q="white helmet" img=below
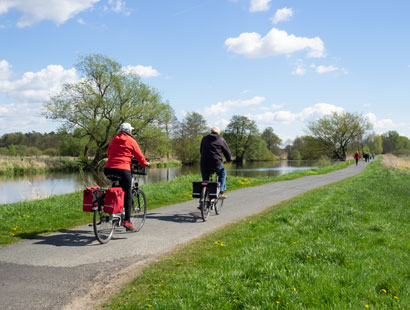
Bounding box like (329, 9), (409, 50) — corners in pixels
(120, 122), (134, 133)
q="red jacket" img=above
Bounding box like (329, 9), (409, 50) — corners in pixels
(354, 152), (360, 159)
(105, 132), (148, 170)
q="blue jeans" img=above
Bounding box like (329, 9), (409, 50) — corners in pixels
(201, 163), (227, 192)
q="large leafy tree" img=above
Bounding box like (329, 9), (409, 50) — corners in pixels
(307, 112), (372, 160)
(261, 127), (282, 156)
(173, 112), (208, 164)
(44, 54), (171, 170)
(223, 115), (259, 163)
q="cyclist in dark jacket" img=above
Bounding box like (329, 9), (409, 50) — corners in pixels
(200, 127), (232, 199)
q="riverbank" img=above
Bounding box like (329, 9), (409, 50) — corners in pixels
(102, 158), (410, 309)
(0, 156), (82, 175)
(0, 161), (350, 246)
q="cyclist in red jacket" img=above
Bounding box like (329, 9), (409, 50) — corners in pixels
(104, 123), (149, 231)
(354, 151), (360, 166)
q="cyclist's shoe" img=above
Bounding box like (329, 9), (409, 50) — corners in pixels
(123, 220), (135, 231)
(219, 193), (227, 199)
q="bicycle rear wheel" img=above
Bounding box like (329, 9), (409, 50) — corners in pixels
(131, 188), (147, 232)
(93, 210), (114, 244)
(200, 186), (210, 221)
(214, 197), (224, 215)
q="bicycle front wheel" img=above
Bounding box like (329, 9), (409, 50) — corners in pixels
(214, 197), (224, 215)
(93, 210), (114, 244)
(131, 188), (147, 232)
(200, 186), (210, 221)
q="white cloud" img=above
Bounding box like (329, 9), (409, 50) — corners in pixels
(365, 112), (398, 129)
(272, 7), (293, 24)
(121, 65), (160, 78)
(0, 63), (78, 102)
(249, 0), (271, 12)
(0, 60), (12, 80)
(107, 0), (130, 16)
(249, 103), (344, 125)
(316, 65), (338, 74)
(271, 104), (284, 109)
(0, 0), (99, 27)
(225, 27), (325, 58)
(204, 96), (265, 116)
(241, 89), (249, 94)
(292, 59), (306, 76)
(0, 102), (57, 134)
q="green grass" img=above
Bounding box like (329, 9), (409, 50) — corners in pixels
(0, 156), (82, 175)
(0, 161), (350, 246)
(102, 160), (410, 310)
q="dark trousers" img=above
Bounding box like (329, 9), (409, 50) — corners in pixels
(355, 158), (359, 166)
(104, 168), (132, 221)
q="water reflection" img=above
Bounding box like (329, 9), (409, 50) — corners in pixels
(0, 160), (317, 205)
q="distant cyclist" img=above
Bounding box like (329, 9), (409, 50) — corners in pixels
(104, 123), (149, 231)
(200, 126), (232, 199)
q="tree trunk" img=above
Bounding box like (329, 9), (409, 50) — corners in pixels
(91, 149), (107, 171)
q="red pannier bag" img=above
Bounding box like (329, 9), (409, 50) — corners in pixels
(103, 187), (125, 214)
(83, 186), (102, 212)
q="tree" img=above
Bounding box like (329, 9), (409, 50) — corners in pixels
(381, 131), (410, 154)
(173, 112), (208, 164)
(44, 54), (170, 170)
(363, 132), (383, 155)
(307, 112), (372, 160)
(223, 115), (259, 163)
(261, 127), (282, 156)
(291, 135), (331, 160)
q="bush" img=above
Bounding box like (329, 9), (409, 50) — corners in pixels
(43, 148), (59, 156)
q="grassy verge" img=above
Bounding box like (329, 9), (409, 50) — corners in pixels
(0, 161), (350, 246)
(103, 160), (410, 309)
(0, 156), (82, 175)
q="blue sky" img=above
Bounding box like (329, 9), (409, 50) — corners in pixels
(0, 0), (409, 143)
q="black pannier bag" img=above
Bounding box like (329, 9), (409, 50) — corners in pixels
(207, 182), (220, 199)
(192, 181), (220, 198)
(192, 182), (203, 198)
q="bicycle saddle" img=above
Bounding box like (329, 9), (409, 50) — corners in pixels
(105, 174), (122, 182)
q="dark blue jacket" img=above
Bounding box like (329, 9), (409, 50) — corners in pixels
(200, 132), (232, 170)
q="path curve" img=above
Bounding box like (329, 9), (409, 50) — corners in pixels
(0, 161), (367, 310)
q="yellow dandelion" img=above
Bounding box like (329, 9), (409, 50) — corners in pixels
(364, 305), (369, 308)
(381, 289), (387, 293)
(214, 241), (219, 245)
(276, 300), (280, 304)
(306, 255), (310, 259)
(147, 305), (152, 308)
(393, 296), (399, 299)
(233, 299), (238, 304)
(293, 287), (297, 292)
(146, 298), (151, 301)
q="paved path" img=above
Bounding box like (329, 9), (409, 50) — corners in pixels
(0, 162), (367, 310)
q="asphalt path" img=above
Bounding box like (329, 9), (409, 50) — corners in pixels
(0, 161), (367, 310)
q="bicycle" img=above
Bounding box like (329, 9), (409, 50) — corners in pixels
(195, 172), (224, 221)
(92, 159), (148, 244)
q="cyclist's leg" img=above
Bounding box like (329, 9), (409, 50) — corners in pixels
(215, 163), (227, 192)
(118, 170), (133, 222)
(201, 167), (211, 181)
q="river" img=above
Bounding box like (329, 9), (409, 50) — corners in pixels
(0, 160), (318, 205)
